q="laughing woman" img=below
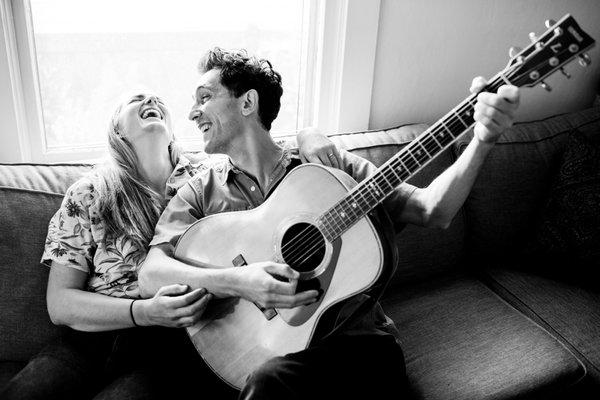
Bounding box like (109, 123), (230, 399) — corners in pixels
(0, 92), (340, 400)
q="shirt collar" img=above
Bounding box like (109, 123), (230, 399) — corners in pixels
(218, 145), (294, 186)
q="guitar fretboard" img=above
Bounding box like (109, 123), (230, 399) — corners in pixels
(317, 77), (507, 241)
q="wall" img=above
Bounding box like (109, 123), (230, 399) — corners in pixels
(0, 1), (26, 163)
(370, 0), (600, 129)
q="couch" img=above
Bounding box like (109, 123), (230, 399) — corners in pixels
(1, 106), (599, 399)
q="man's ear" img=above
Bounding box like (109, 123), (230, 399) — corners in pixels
(241, 89), (259, 117)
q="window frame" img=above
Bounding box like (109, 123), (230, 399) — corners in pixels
(0, 0), (380, 163)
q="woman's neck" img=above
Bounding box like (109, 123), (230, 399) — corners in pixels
(135, 142), (174, 196)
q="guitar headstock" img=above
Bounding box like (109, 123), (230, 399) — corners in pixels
(504, 14), (595, 90)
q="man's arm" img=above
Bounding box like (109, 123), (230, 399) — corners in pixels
(140, 245), (318, 309)
(398, 78), (520, 228)
(138, 181), (318, 308)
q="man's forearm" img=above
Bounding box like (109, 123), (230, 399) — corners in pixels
(423, 135), (493, 227)
(138, 245), (238, 299)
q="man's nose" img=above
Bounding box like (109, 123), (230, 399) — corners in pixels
(188, 104), (202, 121)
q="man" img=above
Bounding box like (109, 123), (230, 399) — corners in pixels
(138, 47), (519, 398)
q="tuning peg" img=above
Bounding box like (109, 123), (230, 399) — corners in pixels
(529, 32), (538, 43)
(560, 68), (571, 79)
(540, 81), (552, 92)
(545, 19), (556, 29)
(578, 53), (592, 67)
(509, 46), (523, 58)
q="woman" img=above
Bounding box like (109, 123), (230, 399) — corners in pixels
(0, 92), (341, 400)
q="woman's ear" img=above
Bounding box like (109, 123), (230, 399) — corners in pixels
(241, 89), (259, 117)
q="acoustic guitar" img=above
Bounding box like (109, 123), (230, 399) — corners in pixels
(174, 14), (595, 389)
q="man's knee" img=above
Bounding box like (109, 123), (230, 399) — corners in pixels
(240, 357), (296, 400)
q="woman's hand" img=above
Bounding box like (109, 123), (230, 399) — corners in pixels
(135, 284), (212, 328)
(297, 127), (341, 169)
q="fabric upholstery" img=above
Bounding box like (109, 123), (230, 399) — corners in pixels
(531, 130), (600, 276)
(483, 266), (600, 381)
(455, 106), (600, 261)
(381, 274), (585, 400)
(0, 164), (91, 361)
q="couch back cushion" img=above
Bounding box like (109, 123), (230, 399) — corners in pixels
(0, 164), (92, 361)
(323, 125), (466, 289)
(456, 106), (600, 261)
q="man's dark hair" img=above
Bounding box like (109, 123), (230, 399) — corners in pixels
(198, 47), (283, 130)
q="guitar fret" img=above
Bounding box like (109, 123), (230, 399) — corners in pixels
(387, 165), (403, 183)
(405, 151), (421, 168)
(437, 120), (455, 144)
(429, 130), (444, 148)
(377, 171), (394, 190)
(413, 142), (430, 164)
(397, 157), (412, 177)
(417, 140), (432, 157)
(453, 110), (469, 128)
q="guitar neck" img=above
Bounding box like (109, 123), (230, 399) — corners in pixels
(317, 74), (509, 241)
(316, 14), (596, 241)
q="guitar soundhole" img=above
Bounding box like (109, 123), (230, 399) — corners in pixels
(281, 223), (326, 274)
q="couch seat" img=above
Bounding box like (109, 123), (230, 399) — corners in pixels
(482, 266), (600, 386)
(381, 273), (585, 399)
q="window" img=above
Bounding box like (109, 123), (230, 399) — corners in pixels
(30, 0), (306, 154)
(1, 0), (381, 162)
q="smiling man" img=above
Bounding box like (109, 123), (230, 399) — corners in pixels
(138, 47), (519, 399)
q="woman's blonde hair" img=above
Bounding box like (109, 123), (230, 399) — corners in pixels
(94, 99), (181, 250)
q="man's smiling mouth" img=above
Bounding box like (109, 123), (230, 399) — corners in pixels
(198, 121), (212, 133)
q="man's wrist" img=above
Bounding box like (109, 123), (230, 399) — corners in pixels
(472, 134), (497, 150)
(212, 268), (240, 298)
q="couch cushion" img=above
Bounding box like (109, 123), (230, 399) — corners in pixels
(0, 164), (92, 361)
(456, 106), (600, 261)
(531, 130), (600, 278)
(326, 124), (466, 288)
(381, 274), (585, 400)
(482, 266), (600, 383)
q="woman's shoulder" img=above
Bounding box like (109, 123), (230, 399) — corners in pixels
(62, 175), (100, 209)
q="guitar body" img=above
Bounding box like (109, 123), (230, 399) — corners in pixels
(174, 164), (396, 389)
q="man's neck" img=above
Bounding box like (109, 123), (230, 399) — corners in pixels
(226, 126), (283, 191)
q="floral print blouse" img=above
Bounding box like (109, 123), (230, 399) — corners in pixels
(41, 154), (206, 299)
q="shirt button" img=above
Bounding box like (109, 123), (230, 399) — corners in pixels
(250, 186), (256, 192)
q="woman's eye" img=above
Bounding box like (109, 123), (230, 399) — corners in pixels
(128, 97), (142, 104)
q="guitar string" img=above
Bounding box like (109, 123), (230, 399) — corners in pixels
(279, 68), (526, 267)
(279, 86), (489, 263)
(281, 46), (578, 267)
(279, 78), (505, 267)
(279, 107), (478, 266)
(280, 93), (488, 266)
(279, 94), (481, 264)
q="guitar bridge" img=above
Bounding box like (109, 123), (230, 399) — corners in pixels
(232, 254), (278, 320)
